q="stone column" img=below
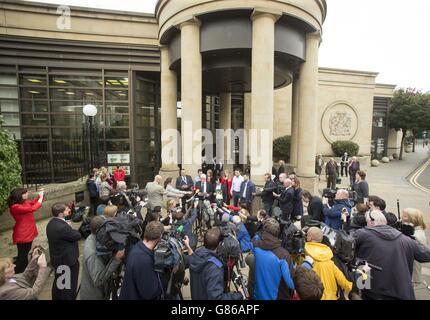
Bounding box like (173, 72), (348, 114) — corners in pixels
(180, 18), (202, 176)
(296, 32), (321, 194)
(219, 93), (232, 165)
(250, 10), (280, 186)
(159, 46), (179, 179)
(290, 79), (300, 169)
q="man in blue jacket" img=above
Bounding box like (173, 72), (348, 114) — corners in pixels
(119, 221), (169, 300)
(323, 189), (352, 230)
(239, 174), (256, 212)
(185, 227), (244, 300)
(250, 218), (295, 300)
(232, 215), (253, 253)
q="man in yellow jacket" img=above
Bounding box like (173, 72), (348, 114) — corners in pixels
(305, 227), (352, 300)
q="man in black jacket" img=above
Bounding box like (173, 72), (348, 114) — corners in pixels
(255, 173), (277, 217)
(273, 178), (294, 221)
(185, 227), (244, 300)
(86, 173), (99, 215)
(175, 169), (194, 192)
(300, 190), (324, 222)
(46, 203), (81, 300)
(353, 210), (430, 300)
(119, 221), (169, 300)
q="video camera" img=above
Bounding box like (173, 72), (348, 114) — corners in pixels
(154, 225), (185, 274)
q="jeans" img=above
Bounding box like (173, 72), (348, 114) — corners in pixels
(15, 242), (33, 274)
(263, 202), (274, 217)
(233, 191), (241, 207)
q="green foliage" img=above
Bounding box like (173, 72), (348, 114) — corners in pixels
(273, 135), (291, 162)
(388, 89), (430, 159)
(0, 115), (22, 214)
(331, 140), (360, 157)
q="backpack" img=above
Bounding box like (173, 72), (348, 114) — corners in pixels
(280, 221), (305, 255)
(333, 230), (355, 263)
(79, 216), (92, 239)
(217, 233), (241, 265)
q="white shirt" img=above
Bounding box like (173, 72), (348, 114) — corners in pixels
(232, 175), (244, 193)
(201, 181), (207, 193)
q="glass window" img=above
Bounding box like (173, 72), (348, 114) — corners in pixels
(51, 101), (102, 114)
(49, 75), (102, 87)
(373, 111), (387, 128)
(21, 100), (48, 112)
(19, 74), (47, 86)
(3, 127), (21, 140)
(105, 114), (129, 127)
(106, 140), (130, 152)
(106, 102), (129, 114)
(105, 77), (128, 88)
(50, 88), (102, 100)
(2, 113), (20, 126)
(106, 128), (130, 139)
(0, 87), (18, 99)
(21, 114), (49, 126)
(0, 99), (19, 112)
(52, 127), (83, 139)
(0, 73), (17, 85)
(22, 127), (49, 139)
(105, 90), (128, 101)
(51, 113), (84, 127)
(20, 87), (47, 99)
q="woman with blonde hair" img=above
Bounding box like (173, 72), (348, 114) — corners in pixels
(103, 205), (118, 218)
(402, 208), (428, 287)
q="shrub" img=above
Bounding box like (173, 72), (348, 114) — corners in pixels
(331, 140), (359, 157)
(0, 116), (22, 214)
(273, 135), (291, 162)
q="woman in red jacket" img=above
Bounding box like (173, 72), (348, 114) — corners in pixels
(220, 170), (232, 204)
(8, 188), (44, 273)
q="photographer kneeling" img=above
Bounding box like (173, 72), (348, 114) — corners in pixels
(171, 201), (199, 250)
(184, 227), (244, 300)
(120, 221), (169, 300)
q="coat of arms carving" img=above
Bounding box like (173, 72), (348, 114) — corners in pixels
(329, 111), (352, 136)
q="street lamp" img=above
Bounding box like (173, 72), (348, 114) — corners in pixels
(83, 104), (98, 174)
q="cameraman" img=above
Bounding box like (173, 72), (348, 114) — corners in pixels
(247, 218), (295, 300)
(185, 227), (244, 300)
(119, 222), (169, 300)
(353, 210), (430, 300)
(171, 201), (199, 250)
(322, 189), (352, 230)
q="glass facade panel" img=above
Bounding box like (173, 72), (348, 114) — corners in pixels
(49, 75), (102, 87)
(3, 127), (21, 140)
(106, 140), (130, 152)
(20, 100), (48, 112)
(0, 87), (18, 99)
(50, 88), (102, 100)
(21, 113), (49, 126)
(0, 99), (19, 112)
(0, 73), (17, 85)
(105, 89), (128, 101)
(20, 87), (47, 99)
(2, 113), (20, 126)
(20, 74), (47, 86)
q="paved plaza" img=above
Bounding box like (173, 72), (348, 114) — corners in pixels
(1, 145), (430, 300)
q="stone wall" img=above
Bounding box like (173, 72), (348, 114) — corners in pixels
(0, 178), (89, 232)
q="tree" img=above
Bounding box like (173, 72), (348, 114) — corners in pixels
(273, 135), (291, 162)
(388, 89), (430, 160)
(0, 115), (22, 214)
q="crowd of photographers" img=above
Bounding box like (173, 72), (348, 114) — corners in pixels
(1, 162), (430, 301)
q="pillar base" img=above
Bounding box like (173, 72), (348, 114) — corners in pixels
(296, 174), (318, 195)
(159, 167), (180, 181)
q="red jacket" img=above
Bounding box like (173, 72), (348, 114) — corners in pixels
(114, 169), (125, 182)
(10, 196), (42, 244)
(221, 177), (232, 201)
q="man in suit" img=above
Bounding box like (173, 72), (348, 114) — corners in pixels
(273, 179), (294, 221)
(239, 174), (256, 213)
(176, 169), (194, 192)
(256, 173), (277, 217)
(325, 158), (338, 190)
(46, 203), (81, 300)
(348, 156), (360, 186)
(195, 174), (214, 201)
(340, 152), (349, 177)
(300, 190), (325, 222)
(145, 175), (167, 210)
